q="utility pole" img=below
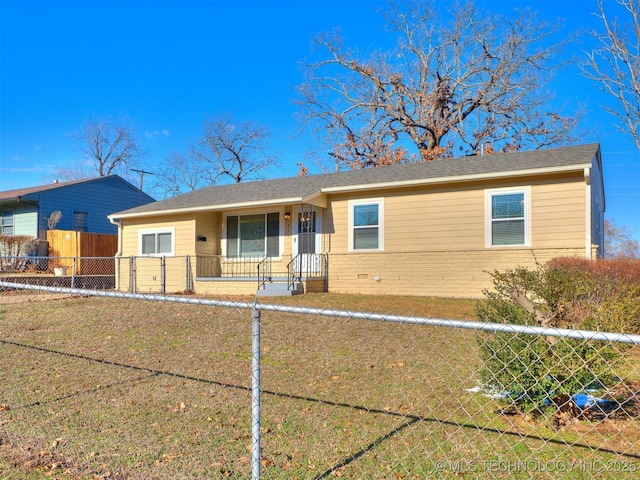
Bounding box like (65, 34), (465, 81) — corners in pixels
(131, 169), (154, 190)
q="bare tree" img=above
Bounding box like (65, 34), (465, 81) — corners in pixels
(193, 114), (277, 184)
(70, 117), (142, 178)
(151, 152), (210, 198)
(583, 0), (640, 149)
(151, 115), (278, 196)
(53, 159), (95, 181)
(605, 219), (640, 258)
(298, 1), (579, 169)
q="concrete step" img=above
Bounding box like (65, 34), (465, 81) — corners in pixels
(256, 282), (303, 297)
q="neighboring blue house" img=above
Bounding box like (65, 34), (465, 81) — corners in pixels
(0, 176), (155, 243)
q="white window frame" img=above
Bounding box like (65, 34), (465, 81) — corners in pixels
(138, 227), (175, 256)
(485, 187), (531, 248)
(348, 198), (384, 252)
(223, 211), (284, 260)
(1, 211), (14, 235)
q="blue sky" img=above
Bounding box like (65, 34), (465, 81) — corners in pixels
(1, 0), (639, 241)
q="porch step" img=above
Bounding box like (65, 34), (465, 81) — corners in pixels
(256, 281), (303, 297)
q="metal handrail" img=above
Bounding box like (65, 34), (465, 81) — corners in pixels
(287, 254), (302, 291)
(256, 255), (272, 290)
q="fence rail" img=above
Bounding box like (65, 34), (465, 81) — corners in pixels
(1, 281), (639, 479)
(0, 255), (329, 295)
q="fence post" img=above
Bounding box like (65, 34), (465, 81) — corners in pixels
(251, 303), (261, 480)
(185, 255), (192, 292)
(129, 257), (136, 293)
(160, 257), (166, 294)
(71, 257), (77, 289)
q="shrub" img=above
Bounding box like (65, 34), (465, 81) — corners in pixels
(0, 234), (37, 257)
(547, 257), (640, 333)
(0, 235), (38, 272)
(476, 258), (638, 414)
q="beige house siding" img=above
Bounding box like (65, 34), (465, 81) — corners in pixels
(115, 255), (190, 294)
(194, 212), (222, 256)
(118, 215), (196, 293)
(193, 278), (259, 296)
(327, 247), (587, 298)
(324, 173), (587, 256)
(119, 215), (196, 256)
(530, 176), (586, 248)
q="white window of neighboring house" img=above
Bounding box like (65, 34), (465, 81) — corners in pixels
(1, 211), (14, 235)
(73, 211), (88, 232)
(226, 212), (280, 258)
(349, 199), (383, 251)
(139, 228), (175, 256)
(486, 187), (531, 247)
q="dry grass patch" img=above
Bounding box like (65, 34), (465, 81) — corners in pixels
(0, 293), (638, 479)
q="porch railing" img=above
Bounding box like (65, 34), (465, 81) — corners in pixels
(196, 255), (270, 279)
(196, 254), (327, 281)
(287, 253), (328, 290)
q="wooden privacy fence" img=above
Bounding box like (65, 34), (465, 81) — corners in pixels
(46, 230), (117, 274)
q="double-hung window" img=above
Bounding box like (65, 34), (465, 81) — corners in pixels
(139, 228), (174, 256)
(226, 213), (280, 258)
(349, 199), (383, 251)
(486, 187), (530, 247)
(1, 211), (14, 235)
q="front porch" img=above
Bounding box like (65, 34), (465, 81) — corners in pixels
(117, 254), (328, 296)
(195, 254), (328, 296)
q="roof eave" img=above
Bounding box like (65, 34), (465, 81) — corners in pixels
(109, 196), (306, 220)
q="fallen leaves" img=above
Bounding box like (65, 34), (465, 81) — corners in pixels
(170, 402), (187, 413)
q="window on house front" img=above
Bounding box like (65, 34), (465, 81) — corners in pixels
(349, 199), (383, 251)
(226, 213), (280, 258)
(73, 211), (88, 232)
(1, 211), (14, 235)
(487, 188), (530, 247)
(140, 228), (174, 256)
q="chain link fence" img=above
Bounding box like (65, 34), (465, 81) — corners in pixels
(0, 269), (639, 478)
(0, 256), (116, 290)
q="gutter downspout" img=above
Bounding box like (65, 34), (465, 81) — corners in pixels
(109, 216), (122, 289)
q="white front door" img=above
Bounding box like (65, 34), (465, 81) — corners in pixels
(292, 207), (321, 274)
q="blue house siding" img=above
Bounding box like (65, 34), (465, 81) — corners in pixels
(34, 177), (153, 237)
(0, 176), (155, 240)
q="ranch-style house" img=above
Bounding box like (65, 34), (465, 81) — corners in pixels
(108, 143), (605, 298)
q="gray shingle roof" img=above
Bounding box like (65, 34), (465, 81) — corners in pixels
(112, 143), (600, 218)
(0, 178), (95, 201)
